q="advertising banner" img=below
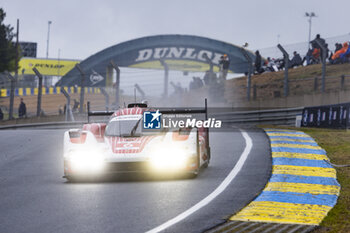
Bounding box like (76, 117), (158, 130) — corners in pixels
(18, 58), (80, 76)
(302, 102), (350, 128)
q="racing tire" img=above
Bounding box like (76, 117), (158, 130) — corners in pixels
(202, 146), (211, 168)
(202, 161), (209, 168)
(65, 176), (76, 183)
(196, 132), (201, 169)
(187, 132), (200, 179)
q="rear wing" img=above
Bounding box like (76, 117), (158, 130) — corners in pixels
(159, 99), (208, 120)
(87, 102), (114, 123)
(87, 99), (208, 122)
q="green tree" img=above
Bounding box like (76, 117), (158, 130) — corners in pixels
(0, 8), (17, 73)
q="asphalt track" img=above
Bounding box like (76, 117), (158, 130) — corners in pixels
(0, 127), (271, 233)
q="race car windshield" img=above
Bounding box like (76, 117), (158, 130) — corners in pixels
(105, 119), (142, 137)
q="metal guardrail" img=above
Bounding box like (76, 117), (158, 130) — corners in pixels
(0, 107), (304, 129)
(0, 121), (86, 130)
(212, 107), (303, 126)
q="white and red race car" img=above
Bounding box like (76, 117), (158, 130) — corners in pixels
(63, 102), (210, 180)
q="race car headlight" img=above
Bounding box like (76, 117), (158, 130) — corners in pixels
(149, 148), (191, 170)
(68, 150), (105, 172)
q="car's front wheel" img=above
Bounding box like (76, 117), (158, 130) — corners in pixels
(64, 175), (77, 182)
(187, 171), (198, 179)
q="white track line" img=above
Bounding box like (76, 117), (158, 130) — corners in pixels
(145, 130), (253, 233)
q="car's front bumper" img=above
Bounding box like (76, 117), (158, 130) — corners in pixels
(63, 157), (198, 178)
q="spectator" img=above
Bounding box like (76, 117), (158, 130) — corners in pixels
(254, 50), (263, 74)
(58, 106), (63, 115)
(311, 34), (326, 50)
(203, 71), (211, 85)
(328, 51), (334, 63)
(219, 54), (230, 80)
(275, 58), (285, 70)
(335, 43), (342, 53)
(312, 48), (321, 63)
(332, 42), (349, 63)
(310, 34), (327, 61)
(330, 43), (342, 63)
(18, 98), (26, 118)
(265, 57), (278, 72)
(290, 51), (303, 68)
(72, 99), (79, 112)
(302, 48), (314, 65)
(204, 70), (218, 85)
(0, 107), (3, 120)
(339, 42), (350, 62)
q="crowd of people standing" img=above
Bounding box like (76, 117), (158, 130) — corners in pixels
(188, 54), (230, 90)
(254, 34), (350, 75)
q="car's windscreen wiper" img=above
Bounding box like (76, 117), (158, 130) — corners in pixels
(130, 117), (143, 136)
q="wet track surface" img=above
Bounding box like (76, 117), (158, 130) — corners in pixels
(0, 128), (270, 233)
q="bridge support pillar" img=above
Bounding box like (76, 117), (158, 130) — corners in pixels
(106, 65), (114, 88)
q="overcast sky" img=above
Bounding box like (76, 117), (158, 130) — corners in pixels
(2, 0), (350, 60)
